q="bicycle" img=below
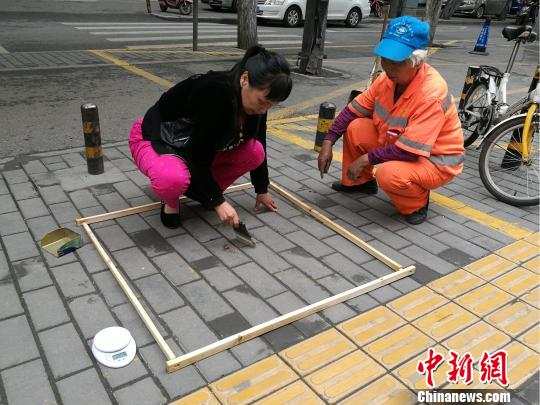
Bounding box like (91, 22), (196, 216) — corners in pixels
(459, 24), (537, 147)
(478, 82), (539, 206)
(369, 0), (384, 17)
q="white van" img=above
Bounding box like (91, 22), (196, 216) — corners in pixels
(256, 0), (370, 27)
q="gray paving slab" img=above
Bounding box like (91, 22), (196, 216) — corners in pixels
(92, 271), (132, 307)
(11, 257), (53, 292)
(94, 225), (135, 252)
(3, 169), (29, 185)
(322, 252), (378, 284)
(56, 368), (112, 405)
(134, 274), (184, 315)
(274, 268), (331, 304)
(98, 355), (148, 389)
(0, 178), (7, 195)
(39, 322), (92, 379)
(112, 302), (167, 348)
(231, 262), (287, 299)
(49, 201), (80, 224)
(169, 233), (213, 263)
(69, 294), (117, 339)
(242, 243), (291, 274)
(50, 262), (95, 299)
(138, 342), (205, 398)
(280, 247), (333, 279)
(113, 377), (166, 405)
(69, 189), (100, 210)
(284, 229), (335, 258)
(0, 315), (39, 370)
(10, 182), (39, 200)
(0, 283), (24, 319)
(38, 184), (69, 204)
(54, 163), (128, 192)
(200, 265), (242, 292)
(96, 192), (130, 213)
(203, 237), (250, 268)
(2, 232), (40, 262)
(0, 211), (28, 236)
(1, 359), (56, 405)
(18, 197), (50, 219)
(113, 247), (158, 280)
(76, 244), (108, 274)
(223, 285), (279, 326)
(22, 160), (48, 174)
(0, 250), (9, 281)
(267, 291), (330, 338)
(180, 280), (234, 321)
(115, 214), (151, 234)
(23, 286), (69, 331)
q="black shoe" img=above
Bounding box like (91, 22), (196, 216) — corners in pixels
(331, 180), (378, 194)
(404, 201), (429, 225)
(160, 202), (181, 229)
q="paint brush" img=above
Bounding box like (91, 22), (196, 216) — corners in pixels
(234, 222), (256, 247)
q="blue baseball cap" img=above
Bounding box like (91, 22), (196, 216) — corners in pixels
(373, 16), (430, 62)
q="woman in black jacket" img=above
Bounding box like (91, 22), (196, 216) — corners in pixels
(129, 46), (292, 228)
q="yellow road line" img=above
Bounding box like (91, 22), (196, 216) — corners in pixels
(268, 123), (532, 240)
(89, 49), (174, 88)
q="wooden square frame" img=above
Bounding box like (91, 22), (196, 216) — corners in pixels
(76, 182), (415, 373)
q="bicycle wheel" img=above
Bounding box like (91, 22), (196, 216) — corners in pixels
(479, 113), (539, 206)
(460, 81), (493, 147)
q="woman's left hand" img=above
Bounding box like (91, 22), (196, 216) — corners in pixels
(255, 193), (278, 212)
(347, 154), (370, 181)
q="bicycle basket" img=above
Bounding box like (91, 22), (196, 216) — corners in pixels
(479, 65), (503, 79)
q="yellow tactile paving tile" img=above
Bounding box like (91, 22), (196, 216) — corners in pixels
(338, 375), (416, 405)
(520, 286), (540, 309)
(518, 326), (539, 352)
(496, 240), (538, 265)
(170, 387), (220, 405)
(492, 267), (539, 296)
(387, 287), (449, 321)
(279, 329), (355, 376)
(455, 284), (514, 317)
(394, 345), (450, 390)
(413, 302), (479, 341)
(523, 232), (540, 247)
(502, 341), (540, 389)
(337, 306), (405, 346)
(486, 301), (539, 337)
(365, 324), (435, 369)
(428, 269), (485, 299)
(210, 355), (298, 405)
(304, 350), (385, 404)
(442, 321), (510, 360)
(464, 255), (516, 281)
(254, 380), (324, 405)
(523, 256), (540, 274)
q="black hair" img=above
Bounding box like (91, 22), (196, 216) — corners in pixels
(232, 45), (292, 102)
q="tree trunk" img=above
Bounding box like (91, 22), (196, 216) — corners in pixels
(237, 0), (258, 50)
(424, 0), (443, 44)
(440, 0), (461, 19)
(298, 0), (329, 75)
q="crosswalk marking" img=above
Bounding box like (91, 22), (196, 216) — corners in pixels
(126, 40), (310, 49)
(63, 21), (306, 48)
(107, 34), (300, 42)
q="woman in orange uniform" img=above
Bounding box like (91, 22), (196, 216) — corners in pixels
(318, 16), (464, 225)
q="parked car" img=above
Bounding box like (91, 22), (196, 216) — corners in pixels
(256, 0), (371, 27)
(441, 0), (510, 18)
(208, 0), (236, 10)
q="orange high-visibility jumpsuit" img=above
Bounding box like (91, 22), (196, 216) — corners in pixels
(342, 63), (464, 214)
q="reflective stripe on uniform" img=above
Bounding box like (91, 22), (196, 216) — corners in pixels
(351, 99), (372, 117)
(429, 153), (464, 166)
(374, 101), (408, 128)
(398, 135), (433, 152)
(442, 93), (453, 112)
(387, 116), (408, 127)
(374, 100), (389, 120)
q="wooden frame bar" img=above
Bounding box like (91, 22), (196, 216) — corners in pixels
(77, 182), (415, 374)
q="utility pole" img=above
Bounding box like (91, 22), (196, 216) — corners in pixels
(424, 0), (444, 44)
(237, 0), (258, 50)
(298, 0), (329, 75)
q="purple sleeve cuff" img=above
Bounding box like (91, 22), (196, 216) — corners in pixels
(324, 107), (357, 144)
(368, 143), (418, 165)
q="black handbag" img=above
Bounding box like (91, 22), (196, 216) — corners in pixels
(160, 118), (193, 149)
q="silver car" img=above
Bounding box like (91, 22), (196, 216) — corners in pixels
(444, 0), (510, 18)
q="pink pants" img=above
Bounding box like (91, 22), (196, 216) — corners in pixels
(129, 119), (265, 209)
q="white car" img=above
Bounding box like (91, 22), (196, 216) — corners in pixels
(257, 0), (370, 27)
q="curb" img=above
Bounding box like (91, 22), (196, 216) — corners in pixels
(150, 11), (515, 26)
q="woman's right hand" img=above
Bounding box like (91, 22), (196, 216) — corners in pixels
(215, 201), (240, 227)
(318, 140), (334, 179)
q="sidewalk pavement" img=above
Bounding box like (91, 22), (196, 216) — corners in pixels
(0, 103), (538, 404)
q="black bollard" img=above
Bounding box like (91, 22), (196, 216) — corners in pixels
(81, 103), (104, 175)
(458, 66), (481, 111)
(314, 102), (336, 152)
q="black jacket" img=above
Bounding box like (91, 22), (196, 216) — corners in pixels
(141, 71), (269, 209)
